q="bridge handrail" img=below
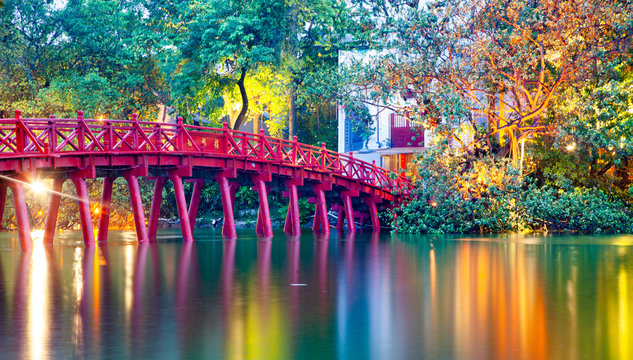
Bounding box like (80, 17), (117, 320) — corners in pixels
(0, 112), (410, 194)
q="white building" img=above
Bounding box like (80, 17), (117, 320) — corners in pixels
(337, 50), (432, 172)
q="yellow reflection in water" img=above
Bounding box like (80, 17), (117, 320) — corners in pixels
(124, 245), (135, 318)
(72, 247), (84, 356)
(618, 261), (630, 359)
(243, 275), (288, 360)
(28, 230), (48, 360)
(225, 244), (288, 360)
(452, 242), (547, 359)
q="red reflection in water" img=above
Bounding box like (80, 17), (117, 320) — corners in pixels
(287, 237), (300, 330)
(315, 238), (329, 321)
(258, 239), (272, 307)
(175, 240), (200, 354)
(131, 244), (148, 356)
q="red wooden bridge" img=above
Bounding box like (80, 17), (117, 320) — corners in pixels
(0, 110), (409, 250)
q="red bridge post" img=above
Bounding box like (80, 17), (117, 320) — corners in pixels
(14, 110), (25, 153)
(169, 172), (193, 242)
(312, 183), (331, 237)
(125, 174), (148, 243)
(10, 181), (32, 250)
(71, 175), (95, 247)
(364, 196), (382, 233)
(341, 189), (358, 235)
(48, 116), (57, 154)
(77, 111), (85, 151)
(148, 177), (167, 241)
(227, 182), (239, 236)
(43, 178), (65, 245)
(332, 203), (344, 232)
(188, 179), (205, 230)
(97, 177), (115, 243)
(0, 183), (7, 230)
(251, 173), (273, 237)
(284, 178), (302, 236)
(216, 172), (238, 239)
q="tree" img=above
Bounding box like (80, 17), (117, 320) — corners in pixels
(284, 0), (353, 140)
(0, 0), (64, 116)
(0, 0), (165, 119)
(173, 0), (290, 129)
(540, 54), (633, 190)
(348, 0), (633, 167)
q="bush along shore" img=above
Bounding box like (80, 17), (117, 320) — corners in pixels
(389, 143), (633, 235)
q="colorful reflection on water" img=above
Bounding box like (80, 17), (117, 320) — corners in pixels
(0, 230), (633, 359)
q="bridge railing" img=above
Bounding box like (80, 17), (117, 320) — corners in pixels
(0, 111), (410, 194)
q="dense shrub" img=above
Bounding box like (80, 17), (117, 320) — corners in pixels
(520, 184), (632, 234)
(390, 144), (633, 234)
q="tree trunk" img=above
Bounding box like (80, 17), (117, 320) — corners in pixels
(233, 67), (249, 130)
(254, 113), (260, 134)
(288, 82), (297, 140)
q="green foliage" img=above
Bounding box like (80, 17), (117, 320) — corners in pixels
(0, 0), (165, 119)
(171, 0), (291, 127)
(277, 198), (315, 225)
(520, 183), (632, 234)
(392, 146), (633, 235)
(392, 144), (523, 234)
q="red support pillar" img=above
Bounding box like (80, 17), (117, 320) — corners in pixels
(284, 204), (292, 233)
(72, 177), (95, 247)
(225, 182), (239, 237)
(216, 173), (237, 239)
(125, 175), (148, 243)
(170, 173), (193, 242)
(230, 183), (239, 205)
(317, 188), (330, 236)
(255, 201), (264, 235)
(355, 211), (365, 228)
(148, 177), (166, 242)
(311, 199), (321, 233)
(332, 203), (344, 232)
(44, 178), (65, 245)
(0, 182), (7, 229)
(341, 191), (356, 235)
(284, 179), (302, 236)
(251, 174), (273, 237)
(364, 196), (381, 233)
(312, 183), (331, 237)
(97, 177), (114, 243)
(9, 182), (32, 250)
(188, 179), (205, 230)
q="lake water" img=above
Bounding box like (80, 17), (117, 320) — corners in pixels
(0, 229), (632, 359)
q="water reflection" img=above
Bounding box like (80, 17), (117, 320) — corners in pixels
(1, 231), (633, 359)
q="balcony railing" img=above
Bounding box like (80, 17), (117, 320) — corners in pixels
(390, 114), (423, 148)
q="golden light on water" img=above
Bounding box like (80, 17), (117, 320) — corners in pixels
(27, 230), (49, 360)
(72, 247), (84, 356)
(618, 262), (630, 359)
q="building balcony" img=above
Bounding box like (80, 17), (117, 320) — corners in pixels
(390, 113), (423, 148)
